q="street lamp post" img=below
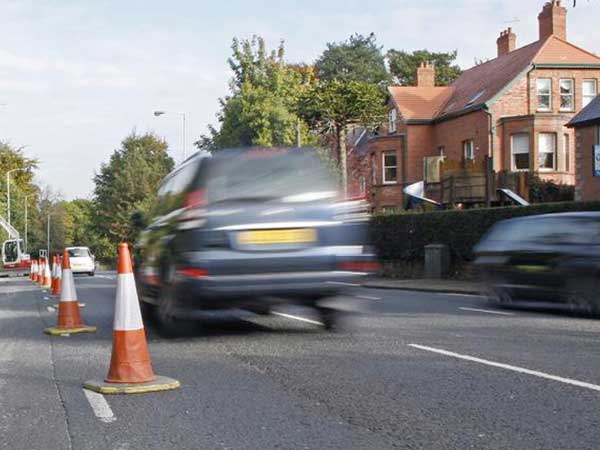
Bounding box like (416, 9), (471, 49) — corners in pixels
(6, 168), (25, 226)
(153, 110), (187, 161)
(47, 214), (51, 257)
(24, 196), (28, 253)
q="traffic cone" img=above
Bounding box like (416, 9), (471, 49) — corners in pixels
(42, 258), (52, 289)
(37, 259), (44, 285)
(52, 255), (62, 296)
(44, 250), (96, 335)
(30, 259), (37, 282)
(83, 243), (180, 395)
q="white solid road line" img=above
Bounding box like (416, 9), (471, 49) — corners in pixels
(326, 281), (360, 287)
(83, 389), (116, 423)
(355, 295), (381, 300)
(459, 307), (514, 316)
(409, 344), (600, 393)
(443, 293), (485, 298)
(272, 311), (323, 326)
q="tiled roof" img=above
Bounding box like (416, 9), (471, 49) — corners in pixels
(438, 39), (544, 118)
(391, 35), (600, 123)
(388, 86), (454, 120)
(567, 95), (600, 127)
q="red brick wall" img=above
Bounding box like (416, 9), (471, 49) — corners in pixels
(575, 123), (600, 201)
(433, 110), (490, 163)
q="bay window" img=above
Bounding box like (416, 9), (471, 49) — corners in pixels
(538, 133), (556, 170)
(382, 151), (398, 184)
(511, 133), (530, 171)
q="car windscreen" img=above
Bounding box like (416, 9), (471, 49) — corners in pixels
(68, 248), (90, 257)
(204, 150), (337, 205)
(483, 216), (600, 245)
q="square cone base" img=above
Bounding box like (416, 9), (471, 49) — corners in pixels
(83, 376), (180, 395)
(43, 325), (97, 335)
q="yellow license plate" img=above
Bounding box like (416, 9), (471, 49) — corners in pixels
(237, 229), (317, 245)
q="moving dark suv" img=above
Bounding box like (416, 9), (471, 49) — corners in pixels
(473, 212), (600, 313)
(135, 148), (375, 332)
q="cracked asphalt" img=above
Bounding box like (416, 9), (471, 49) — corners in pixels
(2, 272), (600, 450)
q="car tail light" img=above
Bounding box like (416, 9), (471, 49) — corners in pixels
(338, 261), (381, 273)
(178, 268), (209, 279)
(178, 189), (207, 230)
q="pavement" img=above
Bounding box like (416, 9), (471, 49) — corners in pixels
(2, 272), (600, 450)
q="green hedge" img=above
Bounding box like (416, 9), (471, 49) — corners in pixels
(369, 201), (600, 268)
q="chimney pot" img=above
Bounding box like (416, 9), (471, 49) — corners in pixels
(416, 62), (435, 87)
(497, 28), (517, 57)
(538, 0), (567, 41)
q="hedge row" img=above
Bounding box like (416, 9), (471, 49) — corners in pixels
(369, 201), (600, 267)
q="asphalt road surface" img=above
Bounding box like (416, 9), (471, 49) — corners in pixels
(2, 272), (600, 450)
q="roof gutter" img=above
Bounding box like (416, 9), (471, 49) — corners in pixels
(533, 63), (600, 69)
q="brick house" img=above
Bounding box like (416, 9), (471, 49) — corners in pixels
(358, 1), (600, 211)
(567, 94), (600, 200)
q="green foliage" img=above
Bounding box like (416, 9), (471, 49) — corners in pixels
(315, 33), (390, 85)
(93, 132), (174, 261)
(197, 36), (317, 150)
(528, 174), (575, 203)
(386, 49), (462, 86)
(370, 201), (600, 273)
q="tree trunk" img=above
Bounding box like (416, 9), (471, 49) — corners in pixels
(338, 126), (348, 197)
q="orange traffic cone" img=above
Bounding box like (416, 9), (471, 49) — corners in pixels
(30, 259), (37, 282)
(37, 259), (44, 285)
(83, 243), (180, 394)
(42, 258), (52, 289)
(52, 255), (62, 296)
(44, 250), (96, 335)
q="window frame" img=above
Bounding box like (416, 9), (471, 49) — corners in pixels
(382, 151), (398, 185)
(564, 133), (570, 172)
(583, 79), (598, 108)
(359, 175), (366, 195)
(538, 132), (557, 171)
(388, 108), (397, 133)
(559, 78), (575, 112)
(511, 133), (530, 172)
(536, 78), (552, 112)
(463, 139), (475, 161)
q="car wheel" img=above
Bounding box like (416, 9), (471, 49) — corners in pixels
(139, 300), (155, 322)
(88, 271), (95, 277)
(155, 260), (195, 337)
(566, 277), (600, 316)
(315, 306), (340, 332)
(487, 286), (513, 307)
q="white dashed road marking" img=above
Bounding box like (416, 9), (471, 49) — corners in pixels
(409, 344), (600, 393)
(459, 307), (514, 316)
(272, 312), (323, 326)
(355, 295), (381, 300)
(84, 389), (116, 423)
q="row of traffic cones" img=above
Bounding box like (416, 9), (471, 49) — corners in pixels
(30, 244), (179, 395)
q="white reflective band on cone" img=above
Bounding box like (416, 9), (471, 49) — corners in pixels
(57, 265), (62, 279)
(60, 268), (77, 303)
(113, 273), (144, 331)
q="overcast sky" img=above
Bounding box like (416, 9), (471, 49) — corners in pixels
(1, 0), (599, 199)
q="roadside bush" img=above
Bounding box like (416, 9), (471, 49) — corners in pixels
(369, 201), (600, 276)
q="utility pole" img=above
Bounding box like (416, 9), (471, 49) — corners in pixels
(296, 119), (302, 148)
(24, 196), (28, 253)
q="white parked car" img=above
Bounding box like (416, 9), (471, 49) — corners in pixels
(67, 246), (96, 276)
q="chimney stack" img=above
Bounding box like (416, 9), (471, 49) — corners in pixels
(538, 0), (567, 41)
(497, 28), (517, 56)
(416, 62), (435, 87)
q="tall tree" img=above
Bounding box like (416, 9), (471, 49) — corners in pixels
(93, 132), (174, 260)
(387, 49), (462, 86)
(197, 36), (316, 150)
(298, 80), (386, 191)
(315, 33), (390, 85)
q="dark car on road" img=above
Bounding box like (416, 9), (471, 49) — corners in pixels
(135, 148), (375, 333)
(473, 212), (600, 313)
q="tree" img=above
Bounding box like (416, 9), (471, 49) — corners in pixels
(315, 33), (390, 85)
(298, 80), (386, 190)
(93, 132), (174, 260)
(387, 49), (462, 86)
(197, 36), (317, 150)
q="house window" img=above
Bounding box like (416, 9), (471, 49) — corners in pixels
(359, 176), (366, 195)
(382, 151), (398, 184)
(538, 133), (556, 170)
(511, 133), (530, 171)
(583, 80), (598, 108)
(388, 108), (397, 133)
(463, 140), (475, 160)
(537, 78), (552, 111)
(559, 79), (575, 111)
(564, 133), (570, 172)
